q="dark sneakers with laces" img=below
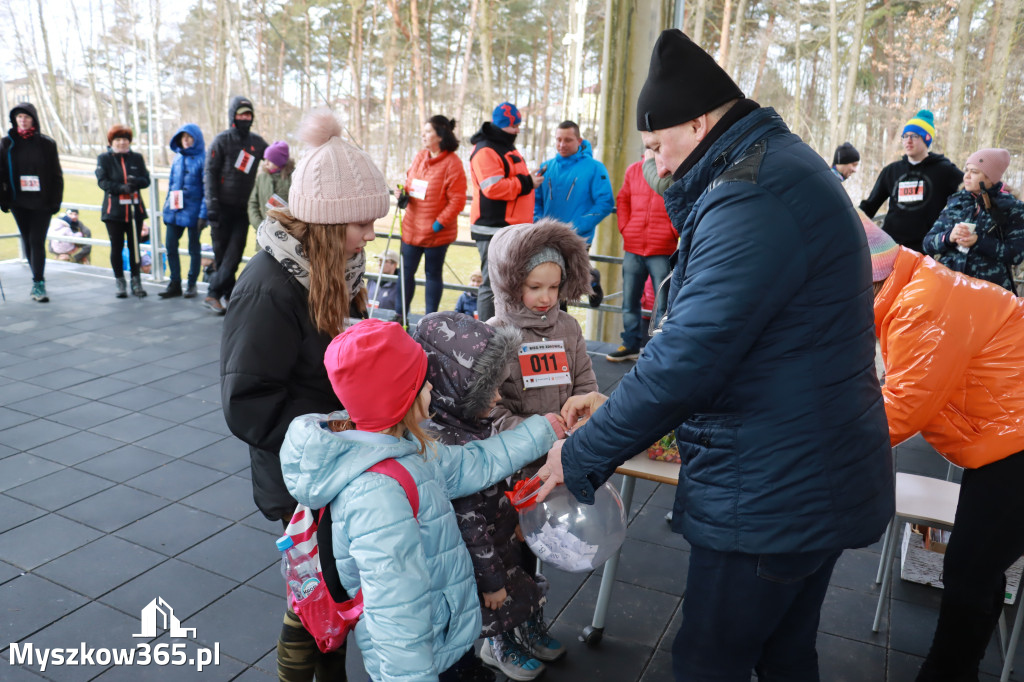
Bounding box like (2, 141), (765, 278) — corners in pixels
(606, 345), (640, 362)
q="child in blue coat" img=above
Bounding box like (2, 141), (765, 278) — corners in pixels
(161, 123), (207, 298)
(280, 319), (559, 682)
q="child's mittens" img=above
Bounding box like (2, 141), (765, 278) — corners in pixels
(544, 413), (567, 439)
(432, 220), (443, 232)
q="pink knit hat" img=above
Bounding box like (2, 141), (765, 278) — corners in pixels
(289, 109), (390, 225)
(965, 148), (1011, 186)
(859, 211), (898, 282)
(324, 319), (427, 432)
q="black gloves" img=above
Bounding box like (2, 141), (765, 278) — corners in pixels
(396, 191), (410, 210)
(588, 267), (604, 308)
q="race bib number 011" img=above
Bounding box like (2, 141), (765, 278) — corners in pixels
(20, 176), (41, 192)
(518, 340), (570, 388)
(235, 150), (256, 173)
(409, 178), (429, 200)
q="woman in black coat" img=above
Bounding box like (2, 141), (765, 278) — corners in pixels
(0, 102), (64, 302)
(96, 124), (151, 298)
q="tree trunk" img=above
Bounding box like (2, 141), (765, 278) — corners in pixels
(692, 0), (708, 47)
(726, 0), (748, 76)
(751, 8), (775, 100)
(410, 0), (426, 124)
(383, 10), (399, 177)
(455, 0), (480, 128)
(837, 0), (866, 147)
(479, 0), (493, 106)
(978, 0), (1019, 147)
(827, 0), (839, 156)
(34, 0), (64, 146)
(718, 0), (732, 64)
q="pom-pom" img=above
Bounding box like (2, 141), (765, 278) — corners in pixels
(297, 108), (342, 148)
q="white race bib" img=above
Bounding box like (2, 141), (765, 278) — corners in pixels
(20, 176), (40, 192)
(119, 192), (139, 205)
(518, 340), (571, 388)
(409, 178), (429, 200)
(169, 190), (184, 210)
(897, 180), (924, 204)
(235, 150), (256, 173)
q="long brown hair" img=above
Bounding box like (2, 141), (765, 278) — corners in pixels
(268, 208), (365, 336)
(328, 410), (435, 456)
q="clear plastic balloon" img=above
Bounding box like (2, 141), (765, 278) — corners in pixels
(509, 475), (627, 573)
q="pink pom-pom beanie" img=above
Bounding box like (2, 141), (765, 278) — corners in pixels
(288, 108), (390, 225)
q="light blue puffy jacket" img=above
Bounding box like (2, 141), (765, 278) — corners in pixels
(280, 413), (556, 682)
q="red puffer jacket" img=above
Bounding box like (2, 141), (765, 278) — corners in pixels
(401, 149), (467, 248)
(616, 159), (677, 256)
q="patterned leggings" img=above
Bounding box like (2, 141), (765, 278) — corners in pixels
(277, 607), (347, 681)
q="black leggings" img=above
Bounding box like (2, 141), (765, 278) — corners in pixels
(104, 218), (142, 278)
(11, 207), (50, 282)
(917, 449), (1024, 681)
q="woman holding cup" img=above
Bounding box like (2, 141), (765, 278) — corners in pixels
(923, 148), (1024, 293)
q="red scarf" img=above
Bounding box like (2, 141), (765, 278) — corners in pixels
(16, 127), (36, 140)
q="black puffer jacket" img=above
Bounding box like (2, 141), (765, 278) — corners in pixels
(95, 149), (150, 222)
(221, 249), (356, 520)
(0, 103), (63, 213)
(204, 96), (268, 221)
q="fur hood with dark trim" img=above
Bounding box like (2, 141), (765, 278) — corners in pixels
(414, 311), (521, 445)
(487, 219), (593, 320)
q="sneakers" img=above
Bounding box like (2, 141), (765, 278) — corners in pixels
(158, 280), (182, 299)
(606, 346), (639, 362)
(30, 281), (49, 302)
(183, 282), (198, 298)
(203, 296), (226, 315)
(519, 613), (566, 662)
(481, 634), (544, 681)
(115, 277), (128, 298)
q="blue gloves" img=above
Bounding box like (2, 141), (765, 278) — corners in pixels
(432, 220), (443, 233)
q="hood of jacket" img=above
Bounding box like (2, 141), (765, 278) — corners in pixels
(8, 102), (39, 130)
(281, 413), (423, 510)
(228, 95), (254, 127)
(470, 122), (517, 148)
(488, 219), (593, 322)
(169, 123), (206, 157)
(413, 312), (521, 444)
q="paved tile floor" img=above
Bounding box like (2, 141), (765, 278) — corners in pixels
(1, 260), (1023, 681)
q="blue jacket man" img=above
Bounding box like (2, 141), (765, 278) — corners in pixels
(534, 122), (615, 245)
(538, 30), (893, 680)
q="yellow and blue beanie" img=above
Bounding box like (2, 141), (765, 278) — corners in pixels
(903, 109), (935, 147)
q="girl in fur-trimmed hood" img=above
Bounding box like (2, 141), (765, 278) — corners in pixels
(414, 311), (566, 679)
(486, 219), (599, 435)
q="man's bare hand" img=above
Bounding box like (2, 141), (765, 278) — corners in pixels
(560, 391), (608, 429)
(536, 439), (565, 502)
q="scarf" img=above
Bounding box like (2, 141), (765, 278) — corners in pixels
(16, 127), (36, 140)
(256, 214), (365, 299)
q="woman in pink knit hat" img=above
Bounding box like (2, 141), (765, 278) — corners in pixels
(923, 148), (1024, 293)
(220, 108), (391, 681)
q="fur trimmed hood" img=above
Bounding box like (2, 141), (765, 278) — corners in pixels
(487, 219), (593, 320)
(413, 312), (522, 444)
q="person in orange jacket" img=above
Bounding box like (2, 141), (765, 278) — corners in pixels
(468, 102), (544, 321)
(397, 115), (467, 315)
(867, 214), (1024, 681)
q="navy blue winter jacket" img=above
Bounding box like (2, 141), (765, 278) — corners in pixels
(163, 124), (208, 229)
(560, 107), (894, 554)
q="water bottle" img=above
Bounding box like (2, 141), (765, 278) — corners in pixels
(276, 535), (322, 602)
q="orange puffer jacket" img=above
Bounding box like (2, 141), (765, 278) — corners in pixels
(875, 247), (1024, 468)
(401, 149), (468, 248)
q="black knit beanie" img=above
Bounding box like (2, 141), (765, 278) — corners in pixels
(637, 29), (744, 133)
(833, 142), (860, 165)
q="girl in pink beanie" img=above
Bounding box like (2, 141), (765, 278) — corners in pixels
(279, 318), (562, 682)
(221, 108), (392, 679)
(923, 148), (1024, 292)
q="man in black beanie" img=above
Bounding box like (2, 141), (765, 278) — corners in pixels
(832, 141), (860, 181)
(538, 29), (893, 681)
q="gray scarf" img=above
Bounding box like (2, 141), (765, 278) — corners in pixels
(257, 215), (365, 299)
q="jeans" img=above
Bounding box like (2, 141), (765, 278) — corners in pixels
(207, 205), (249, 299)
(401, 241), (450, 314)
(673, 545), (841, 681)
(620, 252), (671, 349)
(475, 238), (494, 322)
(917, 450), (1024, 681)
(165, 221), (201, 285)
(104, 218), (143, 278)
(11, 207), (50, 282)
